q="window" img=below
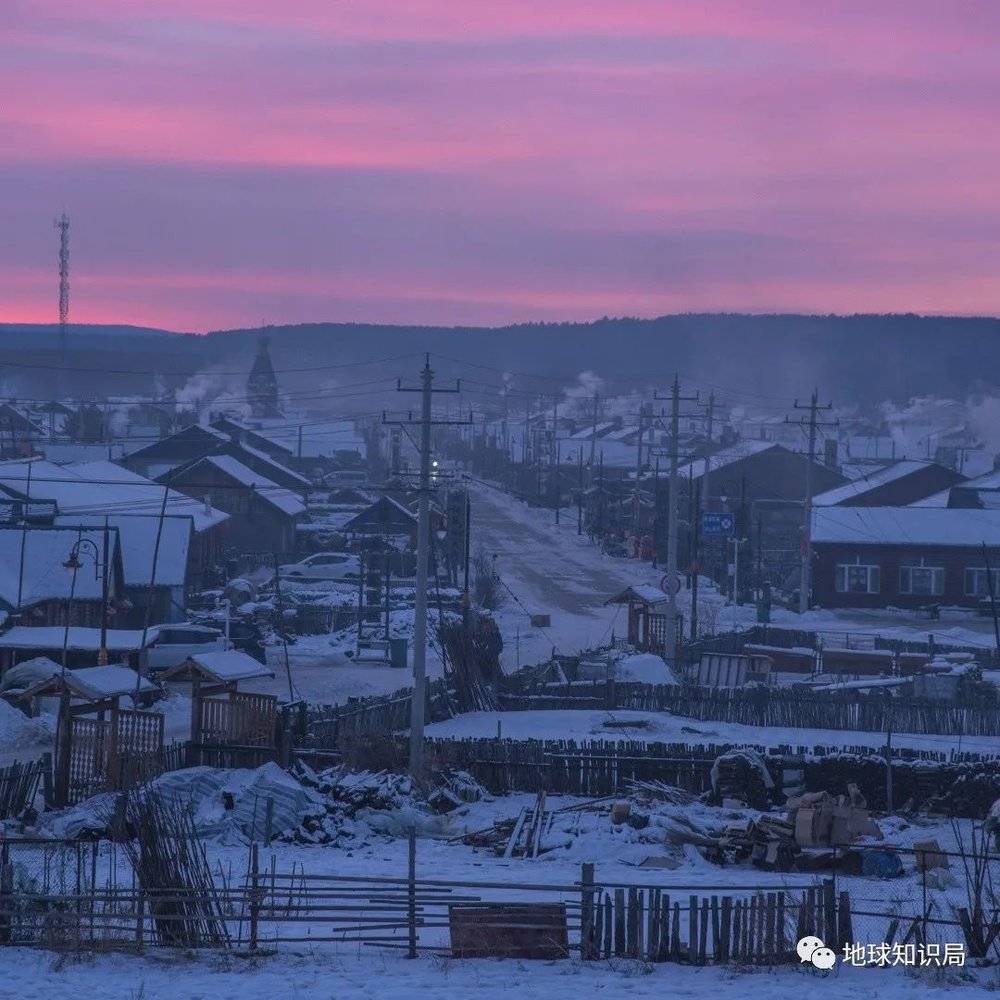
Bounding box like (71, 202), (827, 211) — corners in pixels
(899, 562), (944, 596)
(965, 567), (1000, 597)
(835, 562), (880, 594)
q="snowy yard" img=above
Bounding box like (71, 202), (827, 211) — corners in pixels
(425, 708), (1000, 756)
(1, 948), (995, 1000)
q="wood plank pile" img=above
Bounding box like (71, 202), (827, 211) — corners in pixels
(714, 815), (797, 871)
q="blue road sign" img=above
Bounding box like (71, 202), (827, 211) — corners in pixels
(701, 511), (735, 537)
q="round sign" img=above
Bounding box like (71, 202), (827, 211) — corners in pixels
(660, 572), (681, 596)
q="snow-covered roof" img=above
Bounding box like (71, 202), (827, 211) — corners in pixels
(811, 506), (1000, 547)
(0, 625), (162, 651)
(241, 417), (366, 459)
(162, 649), (274, 683)
(812, 461), (937, 506)
(0, 655), (61, 693)
(676, 440), (777, 480)
(195, 455), (306, 517)
(953, 468), (1000, 490)
(604, 424), (640, 442)
(568, 421), (619, 441)
(40, 442), (128, 464)
(0, 459), (228, 533)
(0, 527), (110, 608)
(54, 514), (191, 588)
(341, 495), (418, 533)
(26, 665), (158, 700)
(607, 584), (670, 606)
(233, 441), (310, 488)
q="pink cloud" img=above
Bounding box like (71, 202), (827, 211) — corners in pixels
(3, 2), (1000, 328)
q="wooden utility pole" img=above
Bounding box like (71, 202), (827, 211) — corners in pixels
(633, 404), (646, 535)
(701, 391), (714, 512)
(787, 390), (837, 614)
(654, 376), (699, 666)
(386, 357), (467, 779)
(588, 393), (599, 471)
(689, 464), (700, 640)
(982, 542), (1000, 654)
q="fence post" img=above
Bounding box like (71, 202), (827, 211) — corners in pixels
(248, 842), (260, 952)
(822, 879), (837, 950)
(407, 826), (417, 959)
(0, 846), (12, 945)
(41, 752), (53, 809)
(580, 862), (595, 959)
(135, 890), (144, 953)
(264, 798), (275, 847)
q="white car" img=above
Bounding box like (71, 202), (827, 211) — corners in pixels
(278, 552), (361, 582)
(143, 624), (229, 672)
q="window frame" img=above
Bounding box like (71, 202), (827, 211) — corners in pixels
(899, 561), (945, 597)
(835, 560), (881, 594)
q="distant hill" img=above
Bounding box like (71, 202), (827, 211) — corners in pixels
(0, 323), (178, 341)
(1, 313), (997, 405)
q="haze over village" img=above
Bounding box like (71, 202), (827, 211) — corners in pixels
(3, 4), (1000, 1000)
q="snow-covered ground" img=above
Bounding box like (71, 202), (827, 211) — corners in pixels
(425, 708), (999, 756)
(470, 485), (672, 668)
(3, 947), (994, 1000)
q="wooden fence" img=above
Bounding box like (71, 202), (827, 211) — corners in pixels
(303, 678), (453, 746)
(0, 836), (831, 964)
(0, 759), (45, 820)
(500, 681), (1000, 738)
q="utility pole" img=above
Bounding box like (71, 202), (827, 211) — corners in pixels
(788, 390), (837, 614)
(686, 465), (699, 636)
(654, 376), (699, 666)
(576, 447), (584, 535)
(588, 393), (599, 472)
(633, 404), (646, 537)
(701, 391), (714, 512)
(385, 357), (468, 779)
(982, 542), (1000, 655)
(55, 213), (70, 401)
(502, 383), (510, 459)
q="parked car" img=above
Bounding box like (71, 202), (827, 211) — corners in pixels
(278, 551), (361, 582)
(143, 624), (228, 672)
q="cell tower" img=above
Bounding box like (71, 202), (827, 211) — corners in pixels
(55, 213), (70, 399)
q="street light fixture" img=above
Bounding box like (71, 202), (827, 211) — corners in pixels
(63, 536), (109, 664)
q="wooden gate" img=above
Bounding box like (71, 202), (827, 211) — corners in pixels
(200, 692), (277, 748)
(61, 709), (165, 805)
(110, 709), (165, 790)
(66, 717), (107, 805)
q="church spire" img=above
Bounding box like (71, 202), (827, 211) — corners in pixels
(247, 332), (280, 417)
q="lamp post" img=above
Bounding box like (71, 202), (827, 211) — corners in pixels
(63, 534), (108, 664)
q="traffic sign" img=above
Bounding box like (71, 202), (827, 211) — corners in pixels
(660, 572), (681, 596)
(701, 511), (735, 537)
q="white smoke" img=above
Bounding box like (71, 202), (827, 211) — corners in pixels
(174, 363), (248, 417)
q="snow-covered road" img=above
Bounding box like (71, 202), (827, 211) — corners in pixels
(469, 484), (665, 668)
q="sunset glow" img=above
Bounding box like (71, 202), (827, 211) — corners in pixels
(4, 1), (1000, 329)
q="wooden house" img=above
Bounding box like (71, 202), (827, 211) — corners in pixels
(811, 506), (1000, 609)
(168, 454), (306, 556)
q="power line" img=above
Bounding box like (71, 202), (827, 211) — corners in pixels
(0, 350), (423, 379)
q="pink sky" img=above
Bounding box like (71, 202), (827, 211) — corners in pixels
(3, 1), (1000, 330)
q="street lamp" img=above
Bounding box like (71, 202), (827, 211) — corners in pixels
(63, 535), (109, 665)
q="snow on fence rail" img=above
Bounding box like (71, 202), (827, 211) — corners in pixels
(4, 837), (993, 964)
(500, 681), (1000, 738)
(0, 833), (833, 964)
(413, 737), (1000, 816)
